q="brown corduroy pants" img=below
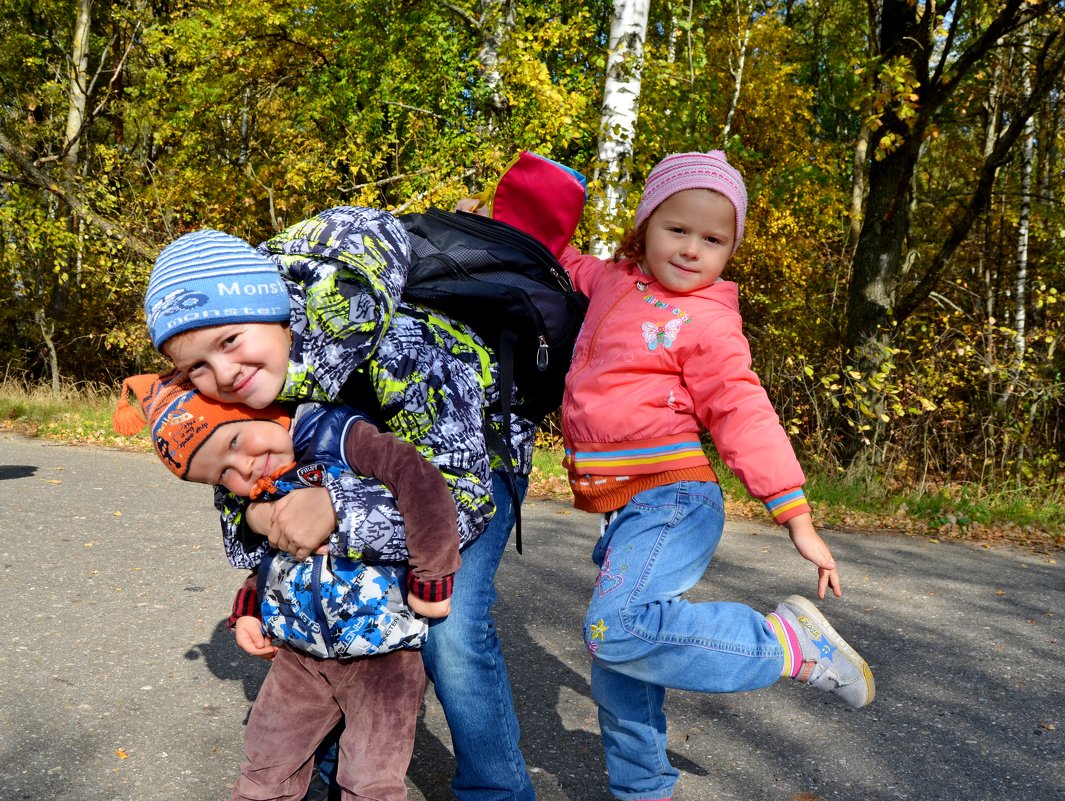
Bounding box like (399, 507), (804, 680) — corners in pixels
(231, 645), (425, 801)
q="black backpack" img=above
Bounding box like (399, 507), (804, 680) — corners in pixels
(398, 208), (589, 550)
(399, 208), (587, 424)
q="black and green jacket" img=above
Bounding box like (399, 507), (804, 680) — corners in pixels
(216, 206), (533, 568)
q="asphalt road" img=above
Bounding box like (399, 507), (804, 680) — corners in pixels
(1, 432), (1062, 801)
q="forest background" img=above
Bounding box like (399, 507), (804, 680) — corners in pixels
(1, 0), (1063, 547)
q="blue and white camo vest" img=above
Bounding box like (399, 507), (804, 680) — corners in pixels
(254, 403), (427, 659)
(256, 552), (426, 659)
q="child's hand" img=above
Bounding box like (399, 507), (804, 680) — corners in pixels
(784, 513), (841, 599)
(234, 616), (278, 659)
(454, 197), (489, 216)
(265, 488), (336, 560)
(408, 595), (451, 618)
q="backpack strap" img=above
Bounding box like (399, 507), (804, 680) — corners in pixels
(484, 327), (524, 554)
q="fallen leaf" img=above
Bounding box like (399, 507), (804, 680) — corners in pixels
(115, 748), (129, 759)
(1040, 722), (1056, 731)
(43, 479), (63, 485)
(113, 511), (122, 517)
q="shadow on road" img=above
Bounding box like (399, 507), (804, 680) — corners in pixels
(186, 618), (271, 723)
(0, 464), (36, 480)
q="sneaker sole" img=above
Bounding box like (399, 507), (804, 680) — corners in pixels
(784, 594), (876, 708)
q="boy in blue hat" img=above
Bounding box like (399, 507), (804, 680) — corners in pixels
(145, 155), (588, 800)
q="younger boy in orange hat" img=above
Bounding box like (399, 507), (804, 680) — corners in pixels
(114, 370), (458, 801)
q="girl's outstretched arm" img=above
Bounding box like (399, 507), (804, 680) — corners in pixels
(784, 512), (841, 599)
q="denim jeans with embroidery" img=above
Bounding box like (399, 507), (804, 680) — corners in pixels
(583, 481), (785, 800)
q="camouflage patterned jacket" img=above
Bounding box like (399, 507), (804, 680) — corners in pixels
(216, 206), (532, 568)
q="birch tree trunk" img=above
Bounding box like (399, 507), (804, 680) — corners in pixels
(980, 51), (1004, 389)
(843, 2), (882, 256)
(35, 310), (62, 398)
(721, 0), (752, 145)
(63, 0), (92, 174)
(476, 0), (515, 129)
(38, 0), (94, 388)
(846, 118), (871, 253)
(591, 0), (651, 258)
(1012, 38), (1035, 363)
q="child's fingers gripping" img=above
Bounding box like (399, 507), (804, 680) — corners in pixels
(267, 489), (334, 558)
(244, 500), (276, 537)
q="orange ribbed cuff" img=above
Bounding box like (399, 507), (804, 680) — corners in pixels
(569, 465), (718, 513)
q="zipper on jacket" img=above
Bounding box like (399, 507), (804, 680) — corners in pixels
(309, 555), (336, 658)
(571, 279), (634, 375)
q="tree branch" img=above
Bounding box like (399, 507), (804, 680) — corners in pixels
(440, 1), (480, 30)
(0, 129), (159, 261)
(896, 30), (1065, 323)
(346, 167), (436, 191)
(384, 101), (447, 121)
(390, 167), (476, 214)
(928, 0), (1053, 107)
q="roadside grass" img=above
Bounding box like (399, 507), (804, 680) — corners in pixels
(0, 377), (146, 449)
(3, 380), (1061, 553)
(529, 436), (1063, 553)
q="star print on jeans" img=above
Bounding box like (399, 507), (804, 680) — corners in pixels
(588, 619), (608, 641)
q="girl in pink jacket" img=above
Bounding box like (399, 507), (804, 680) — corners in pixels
(559, 152), (875, 801)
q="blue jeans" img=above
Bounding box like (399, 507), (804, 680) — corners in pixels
(421, 471), (536, 801)
(584, 481), (785, 800)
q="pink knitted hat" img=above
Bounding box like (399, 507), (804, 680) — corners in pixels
(634, 151), (748, 255)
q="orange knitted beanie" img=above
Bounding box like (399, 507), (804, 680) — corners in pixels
(112, 370), (291, 479)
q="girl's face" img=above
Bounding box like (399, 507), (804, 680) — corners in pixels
(164, 322), (291, 410)
(641, 189), (736, 294)
(185, 419), (294, 496)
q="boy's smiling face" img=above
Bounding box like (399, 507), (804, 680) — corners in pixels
(185, 419), (294, 496)
(164, 322), (290, 409)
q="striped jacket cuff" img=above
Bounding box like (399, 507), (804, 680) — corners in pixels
(227, 571), (260, 628)
(408, 573), (455, 603)
(764, 488), (810, 524)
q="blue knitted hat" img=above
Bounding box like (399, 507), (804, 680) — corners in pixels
(145, 229), (290, 350)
